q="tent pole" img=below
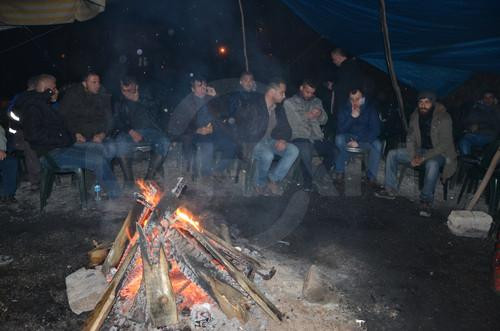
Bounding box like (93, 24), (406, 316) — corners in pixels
(238, 0), (249, 72)
(379, 0), (408, 132)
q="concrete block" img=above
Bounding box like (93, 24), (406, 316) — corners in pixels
(66, 267), (108, 314)
(447, 210), (493, 238)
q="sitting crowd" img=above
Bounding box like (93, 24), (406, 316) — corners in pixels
(1, 49), (499, 219)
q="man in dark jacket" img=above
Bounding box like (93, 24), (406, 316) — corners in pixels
(250, 79), (299, 195)
(458, 91), (500, 155)
(334, 89), (382, 184)
(20, 74), (121, 198)
(59, 72), (115, 159)
(0, 124), (18, 203)
(114, 76), (170, 182)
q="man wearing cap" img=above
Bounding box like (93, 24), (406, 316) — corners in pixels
(375, 91), (456, 217)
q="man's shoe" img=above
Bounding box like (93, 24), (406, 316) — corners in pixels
(0, 255), (13, 267)
(374, 188), (397, 200)
(267, 181), (284, 196)
(254, 185), (271, 196)
(419, 202), (432, 218)
(334, 173), (344, 184)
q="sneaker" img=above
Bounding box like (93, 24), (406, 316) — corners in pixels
(419, 202), (432, 218)
(366, 180), (382, 191)
(334, 173), (345, 183)
(374, 188), (397, 200)
(267, 181), (284, 196)
(0, 255), (13, 267)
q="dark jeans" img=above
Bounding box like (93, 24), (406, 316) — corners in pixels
(0, 156), (18, 196)
(195, 133), (237, 176)
(115, 128), (170, 157)
(335, 134), (382, 180)
(292, 138), (337, 186)
(49, 146), (121, 198)
(458, 133), (495, 155)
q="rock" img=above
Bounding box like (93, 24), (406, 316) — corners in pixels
(302, 264), (339, 303)
(65, 267), (108, 314)
(447, 210), (493, 238)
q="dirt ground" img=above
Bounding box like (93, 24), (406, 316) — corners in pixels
(1, 166), (500, 330)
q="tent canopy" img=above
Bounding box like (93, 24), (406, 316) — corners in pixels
(0, 0), (105, 30)
(282, 0), (500, 95)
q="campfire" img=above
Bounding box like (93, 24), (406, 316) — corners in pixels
(83, 179), (282, 330)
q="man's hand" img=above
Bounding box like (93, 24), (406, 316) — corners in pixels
(347, 140), (359, 148)
(351, 108), (361, 118)
(92, 132), (106, 143)
(75, 133), (86, 143)
(206, 86), (217, 97)
(411, 156), (424, 167)
(274, 139), (287, 152)
(306, 108), (322, 120)
(326, 81), (334, 91)
(0, 150), (6, 160)
(196, 123), (213, 135)
(129, 129), (143, 143)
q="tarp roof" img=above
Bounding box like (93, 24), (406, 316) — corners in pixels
(0, 0), (105, 30)
(282, 0), (500, 95)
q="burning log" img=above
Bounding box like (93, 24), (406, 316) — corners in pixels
(83, 244), (138, 331)
(138, 225), (178, 327)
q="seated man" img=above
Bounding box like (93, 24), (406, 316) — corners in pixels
(458, 90), (499, 155)
(0, 124), (18, 203)
(284, 79), (335, 190)
(250, 78), (299, 195)
(375, 91), (457, 217)
(334, 89), (382, 185)
(59, 72), (115, 159)
(20, 74), (121, 198)
(114, 76), (170, 182)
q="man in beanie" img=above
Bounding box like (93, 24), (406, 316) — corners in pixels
(375, 91), (456, 217)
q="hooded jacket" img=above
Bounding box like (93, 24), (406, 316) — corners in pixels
(284, 94), (328, 141)
(59, 84), (113, 140)
(16, 90), (74, 156)
(407, 102), (457, 179)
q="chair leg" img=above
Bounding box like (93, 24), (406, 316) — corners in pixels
(443, 179), (449, 201)
(457, 177), (469, 205)
(244, 159), (256, 195)
(40, 168), (55, 211)
(488, 178), (499, 216)
(397, 166), (408, 189)
(74, 168), (87, 209)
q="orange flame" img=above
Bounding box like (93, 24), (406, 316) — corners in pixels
(174, 208), (201, 232)
(136, 179), (163, 207)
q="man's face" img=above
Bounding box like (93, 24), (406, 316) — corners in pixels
(240, 74), (255, 92)
(83, 74), (101, 94)
(121, 83), (139, 102)
(299, 84), (316, 101)
(36, 79), (58, 102)
(192, 80), (207, 97)
(418, 98), (433, 114)
(349, 90), (364, 108)
(331, 53), (345, 67)
(272, 83), (286, 103)
(483, 93), (496, 107)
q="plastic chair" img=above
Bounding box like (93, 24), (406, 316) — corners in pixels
(39, 154), (87, 211)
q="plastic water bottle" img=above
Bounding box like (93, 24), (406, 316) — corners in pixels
(94, 183), (101, 201)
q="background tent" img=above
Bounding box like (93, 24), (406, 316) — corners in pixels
(281, 0), (500, 95)
(0, 0), (105, 30)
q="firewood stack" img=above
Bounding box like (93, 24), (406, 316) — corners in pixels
(84, 179), (282, 330)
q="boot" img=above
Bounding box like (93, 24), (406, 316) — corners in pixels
(118, 156), (134, 187)
(145, 153), (167, 180)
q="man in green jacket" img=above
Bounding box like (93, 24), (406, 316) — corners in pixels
(375, 91), (457, 217)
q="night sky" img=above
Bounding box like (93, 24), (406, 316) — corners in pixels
(0, 0), (337, 102)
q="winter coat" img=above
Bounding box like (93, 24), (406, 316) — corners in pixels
(462, 101), (500, 137)
(16, 91), (74, 156)
(0, 125), (6, 151)
(113, 96), (162, 134)
(336, 101), (380, 143)
(168, 93), (212, 138)
(406, 102), (457, 179)
(59, 84), (113, 140)
(284, 94), (328, 141)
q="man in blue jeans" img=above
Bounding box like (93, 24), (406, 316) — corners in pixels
(334, 89), (382, 186)
(0, 125), (18, 203)
(19, 74), (121, 198)
(250, 79), (298, 196)
(458, 90), (499, 155)
(375, 91), (457, 217)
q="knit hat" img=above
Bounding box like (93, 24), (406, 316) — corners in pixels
(417, 90), (437, 103)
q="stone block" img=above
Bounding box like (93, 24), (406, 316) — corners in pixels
(447, 210), (493, 238)
(66, 267), (108, 314)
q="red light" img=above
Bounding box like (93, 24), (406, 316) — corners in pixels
(217, 46), (227, 56)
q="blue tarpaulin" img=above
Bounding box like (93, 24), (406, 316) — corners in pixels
(281, 0), (500, 95)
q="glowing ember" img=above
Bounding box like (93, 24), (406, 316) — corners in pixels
(174, 208), (202, 231)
